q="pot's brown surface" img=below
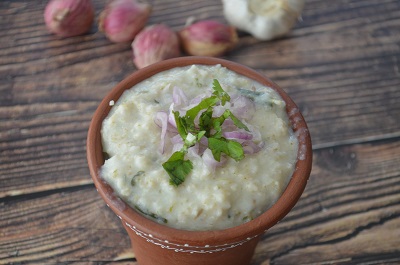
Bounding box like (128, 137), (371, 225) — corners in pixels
(86, 56), (312, 265)
(123, 222), (260, 265)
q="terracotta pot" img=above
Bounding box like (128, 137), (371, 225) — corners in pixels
(87, 56), (312, 265)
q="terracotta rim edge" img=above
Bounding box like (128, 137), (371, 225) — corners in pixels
(87, 56), (312, 246)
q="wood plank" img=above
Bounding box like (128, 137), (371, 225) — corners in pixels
(253, 139), (400, 264)
(1, 140), (399, 264)
(0, 0), (399, 202)
(0, 101), (95, 198)
(0, 186), (135, 264)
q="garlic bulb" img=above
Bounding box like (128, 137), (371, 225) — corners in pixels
(222, 0), (305, 41)
(132, 24), (181, 69)
(179, 20), (238, 57)
(99, 0), (152, 43)
(44, 0), (94, 37)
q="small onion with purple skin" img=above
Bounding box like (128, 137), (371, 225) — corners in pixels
(132, 24), (181, 69)
(179, 20), (238, 57)
(99, 0), (152, 43)
(44, 0), (94, 37)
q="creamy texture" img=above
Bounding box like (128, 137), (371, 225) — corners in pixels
(101, 65), (298, 231)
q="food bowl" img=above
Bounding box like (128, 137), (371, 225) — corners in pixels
(87, 56), (312, 265)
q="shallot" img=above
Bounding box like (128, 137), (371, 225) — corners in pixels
(132, 24), (181, 69)
(99, 0), (151, 43)
(44, 0), (94, 37)
(179, 20), (238, 57)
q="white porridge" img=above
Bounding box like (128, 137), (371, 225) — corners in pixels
(100, 64), (298, 231)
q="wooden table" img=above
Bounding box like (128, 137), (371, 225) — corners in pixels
(1, 0), (399, 264)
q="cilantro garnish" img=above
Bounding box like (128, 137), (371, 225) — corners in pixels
(212, 79), (230, 105)
(208, 137), (244, 162)
(162, 150), (193, 186)
(162, 79), (250, 186)
(135, 205), (168, 223)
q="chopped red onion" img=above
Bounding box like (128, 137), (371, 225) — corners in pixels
(242, 140), (265, 154)
(172, 143), (184, 153)
(170, 134), (183, 144)
(212, 105), (227, 117)
(168, 107), (177, 128)
(154, 111), (168, 154)
(190, 93), (207, 105)
(223, 131), (253, 143)
(202, 148), (227, 170)
(231, 95), (255, 120)
(188, 143), (201, 158)
(199, 136), (208, 146)
(173, 86), (188, 106)
(221, 119), (236, 132)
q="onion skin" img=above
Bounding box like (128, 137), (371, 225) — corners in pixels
(44, 0), (94, 37)
(179, 20), (238, 57)
(132, 24), (181, 69)
(99, 0), (151, 43)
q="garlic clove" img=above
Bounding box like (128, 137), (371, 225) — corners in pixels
(44, 0), (94, 37)
(132, 24), (181, 69)
(222, 0), (305, 41)
(99, 0), (152, 43)
(179, 20), (238, 57)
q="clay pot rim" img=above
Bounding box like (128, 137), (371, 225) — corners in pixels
(87, 56), (312, 247)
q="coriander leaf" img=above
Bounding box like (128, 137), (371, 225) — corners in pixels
(226, 110), (250, 131)
(199, 107), (213, 136)
(173, 111), (188, 139)
(212, 79), (230, 106)
(135, 205), (168, 223)
(197, 130), (206, 141)
(208, 137), (245, 162)
(185, 96), (219, 124)
(226, 140), (245, 161)
(211, 109), (232, 138)
(162, 151), (193, 186)
(212, 119), (223, 139)
(131, 170), (145, 186)
(208, 137), (223, 161)
(211, 109), (249, 134)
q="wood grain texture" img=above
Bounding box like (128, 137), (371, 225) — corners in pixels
(0, 186), (134, 264)
(1, 0), (400, 264)
(0, 0), (400, 198)
(1, 0), (400, 198)
(1, 140), (399, 264)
